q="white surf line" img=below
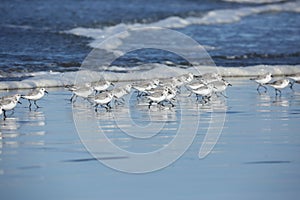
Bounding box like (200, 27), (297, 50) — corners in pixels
(66, 1), (300, 49)
(0, 65), (300, 90)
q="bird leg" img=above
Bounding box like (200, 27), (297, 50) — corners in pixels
(106, 102), (111, 110)
(28, 99), (32, 109)
(201, 96), (209, 104)
(257, 84), (267, 94)
(169, 101), (175, 107)
(262, 85), (268, 93)
(148, 101), (153, 109)
(256, 84), (261, 92)
(104, 104), (111, 112)
(157, 101), (165, 109)
(34, 100), (40, 108)
(94, 104), (99, 112)
(289, 81), (294, 90)
(206, 95), (212, 101)
(70, 94), (74, 102)
(3, 110), (7, 120)
(275, 89), (281, 96)
(219, 92), (228, 98)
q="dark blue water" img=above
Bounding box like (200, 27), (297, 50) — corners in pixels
(0, 0), (299, 76)
(183, 11), (300, 66)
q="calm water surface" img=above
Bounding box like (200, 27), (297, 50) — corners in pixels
(0, 79), (300, 199)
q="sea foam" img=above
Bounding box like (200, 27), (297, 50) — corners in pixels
(1, 64), (299, 90)
(66, 1), (300, 50)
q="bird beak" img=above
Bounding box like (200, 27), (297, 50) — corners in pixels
(18, 101), (22, 104)
(45, 91), (49, 94)
(228, 83), (232, 86)
(111, 83), (115, 86)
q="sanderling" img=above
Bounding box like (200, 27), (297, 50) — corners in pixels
(163, 86), (178, 107)
(22, 88), (48, 109)
(92, 80), (114, 94)
(133, 79), (159, 97)
(250, 72), (272, 93)
(111, 84), (132, 104)
(93, 92), (113, 112)
(211, 80), (232, 98)
(69, 83), (94, 103)
(171, 77), (185, 88)
(198, 72), (223, 84)
(178, 73), (194, 84)
(0, 95), (21, 119)
(147, 88), (168, 108)
(266, 79), (290, 96)
(190, 84), (214, 103)
(186, 80), (206, 90)
(147, 81), (172, 93)
(1, 94), (22, 102)
(288, 73), (300, 89)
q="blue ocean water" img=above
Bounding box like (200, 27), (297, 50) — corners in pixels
(0, 0), (299, 79)
(1, 1), (300, 199)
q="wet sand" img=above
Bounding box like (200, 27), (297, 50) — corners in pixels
(1, 78), (300, 200)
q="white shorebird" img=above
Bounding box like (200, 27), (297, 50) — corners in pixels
(22, 88), (48, 109)
(199, 72), (223, 84)
(111, 84), (132, 104)
(1, 94), (22, 102)
(146, 88), (168, 108)
(0, 95), (21, 119)
(133, 79), (159, 97)
(211, 80), (232, 98)
(163, 86), (178, 107)
(166, 86), (177, 99)
(288, 73), (300, 89)
(147, 87), (164, 95)
(250, 72), (272, 93)
(186, 80), (206, 90)
(93, 92), (113, 112)
(69, 83), (94, 103)
(266, 79), (290, 96)
(170, 77), (184, 88)
(190, 84), (214, 102)
(92, 80), (114, 94)
(178, 72), (194, 84)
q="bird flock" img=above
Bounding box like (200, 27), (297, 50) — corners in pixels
(250, 72), (300, 95)
(67, 72), (232, 112)
(0, 72), (299, 119)
(0, 88), (48, 119)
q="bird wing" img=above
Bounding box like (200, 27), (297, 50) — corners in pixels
(27, 89), (39, 96)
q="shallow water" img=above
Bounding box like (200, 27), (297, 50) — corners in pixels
(0, 79), (300, 199)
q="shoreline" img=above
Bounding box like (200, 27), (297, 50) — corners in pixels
(1, 65), (300, 90)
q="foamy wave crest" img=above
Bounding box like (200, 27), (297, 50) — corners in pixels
(1, 64), (299, 90)
(66, 1), (300, 51)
